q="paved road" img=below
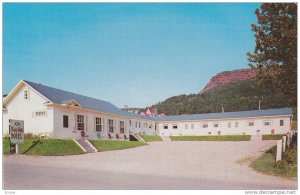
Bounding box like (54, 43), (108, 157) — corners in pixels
(3, 140), (297, 190)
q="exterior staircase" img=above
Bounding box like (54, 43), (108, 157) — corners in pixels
(75, 139), (97, 153)
(161, 136), (171, 141)
(130, 134), (145, 142)
(250, 134), (262, 141)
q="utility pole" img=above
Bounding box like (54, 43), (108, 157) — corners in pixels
(222, 107), (224, 113)
(259, 100), (261, 110)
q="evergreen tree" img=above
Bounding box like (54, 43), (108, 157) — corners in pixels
(247, 3), (297, 105)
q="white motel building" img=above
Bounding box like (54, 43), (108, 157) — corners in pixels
(3, 80), (293, 140)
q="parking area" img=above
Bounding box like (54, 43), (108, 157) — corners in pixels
(3, 140), (297, 190)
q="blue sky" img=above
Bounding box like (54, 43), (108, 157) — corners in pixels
(3, 3), (260, 108)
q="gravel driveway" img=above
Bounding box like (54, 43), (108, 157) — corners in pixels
(3, 140), (297, 190)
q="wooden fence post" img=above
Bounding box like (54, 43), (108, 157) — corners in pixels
(282, 136), (286, 153)
(276, 140), (282, 162)
(287, 133), (291, 148)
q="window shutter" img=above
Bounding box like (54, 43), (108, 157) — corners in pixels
(115, 120), (119, 133)
(124, 121), (126, 132)
(94, 116), (96, 132)
(104, 118), (106, 133)
(102, 118), (105, 133)
(75, 114), (77, 130)
(85, 115), (88, 131)
(101, 117), (103, 132)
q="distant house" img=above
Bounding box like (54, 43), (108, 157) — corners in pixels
(138, 108), (162, 117)
(3, 80), (293, 140)
(124, 107), (164, 117)
(122, 108), (140, 114)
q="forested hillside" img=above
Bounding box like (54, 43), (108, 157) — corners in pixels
(151, 79), (295, 116)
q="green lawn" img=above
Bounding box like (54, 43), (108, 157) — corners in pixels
(3, 138), (84, 156)
(262, 134), (285, 140)
(90, 140), (146, 152)
(140, 135), (162, 142)
(3, 138), (10, 154)
(170, 135), (251, 141)
(250, 145), (297, 178)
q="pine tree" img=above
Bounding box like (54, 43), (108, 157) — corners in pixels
(247, 3), (297, 105)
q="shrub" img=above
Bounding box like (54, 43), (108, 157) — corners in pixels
(251, 143), (297, 178)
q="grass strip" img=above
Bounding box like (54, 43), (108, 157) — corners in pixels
(90, 140), (146, 152)
(262, 134), (286, 140)
(170, 135), (251, 141)
(140, 135), (162, 142)
(3, 138), (84, 156)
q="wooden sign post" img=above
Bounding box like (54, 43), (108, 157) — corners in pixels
(9, 119), (24, 154)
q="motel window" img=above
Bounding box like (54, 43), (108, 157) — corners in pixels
(228, 122), (231, 128)
(163, 125), (168, 129)
(139, 122), (141, 128)
(120, 121), (125, 134)
(24, 90), (30, 100)
(149, 124), (152, 129)
(172, 124), (178, 129)
(34, 111), (46, 117)
(135, 122), (137, 128)
(264, 121), (271, 126)
(235, 122), (239, 128)
(129, 120), (132, 126)
(248, 121), (255, 126)
(203, 123), (208, 128)
(76, 114), (85, 130)
(185, 124), (188, 129)
(213, 123), (219, 128)
(191, 124), (194, 129)
(108, 119), (114, 133)
(95, 117), (102, 132)
(63, 115), (69, 128)
(280, 120), (284, 126)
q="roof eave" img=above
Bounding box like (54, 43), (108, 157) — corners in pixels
(156, 114), (292, 123)
(3, 80), (53, 106)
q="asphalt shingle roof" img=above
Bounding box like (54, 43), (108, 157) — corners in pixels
(24, 80), (292, 122)
(153, 108), (292, 121)
(23, 80), (150, 120)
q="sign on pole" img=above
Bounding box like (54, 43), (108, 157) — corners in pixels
(9, 119), (24, 144)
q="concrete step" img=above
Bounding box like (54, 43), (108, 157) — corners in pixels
(132, 134), (145, 142)
(161, 136), (171, 141)
(76, 139), (97, 153)
(251, 134), (262, 141)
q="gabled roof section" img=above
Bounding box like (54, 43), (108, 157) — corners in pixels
(3, 80), (52, 106)
(61, 99), (81, 107)
(23, 80), (150, 120)
(153, 108), (293, 121)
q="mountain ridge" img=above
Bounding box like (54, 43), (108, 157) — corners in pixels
(149, 68), (294, 117)
(200, 68), (256, 94)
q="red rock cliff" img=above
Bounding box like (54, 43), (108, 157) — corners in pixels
(199, 69), (256, 94)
